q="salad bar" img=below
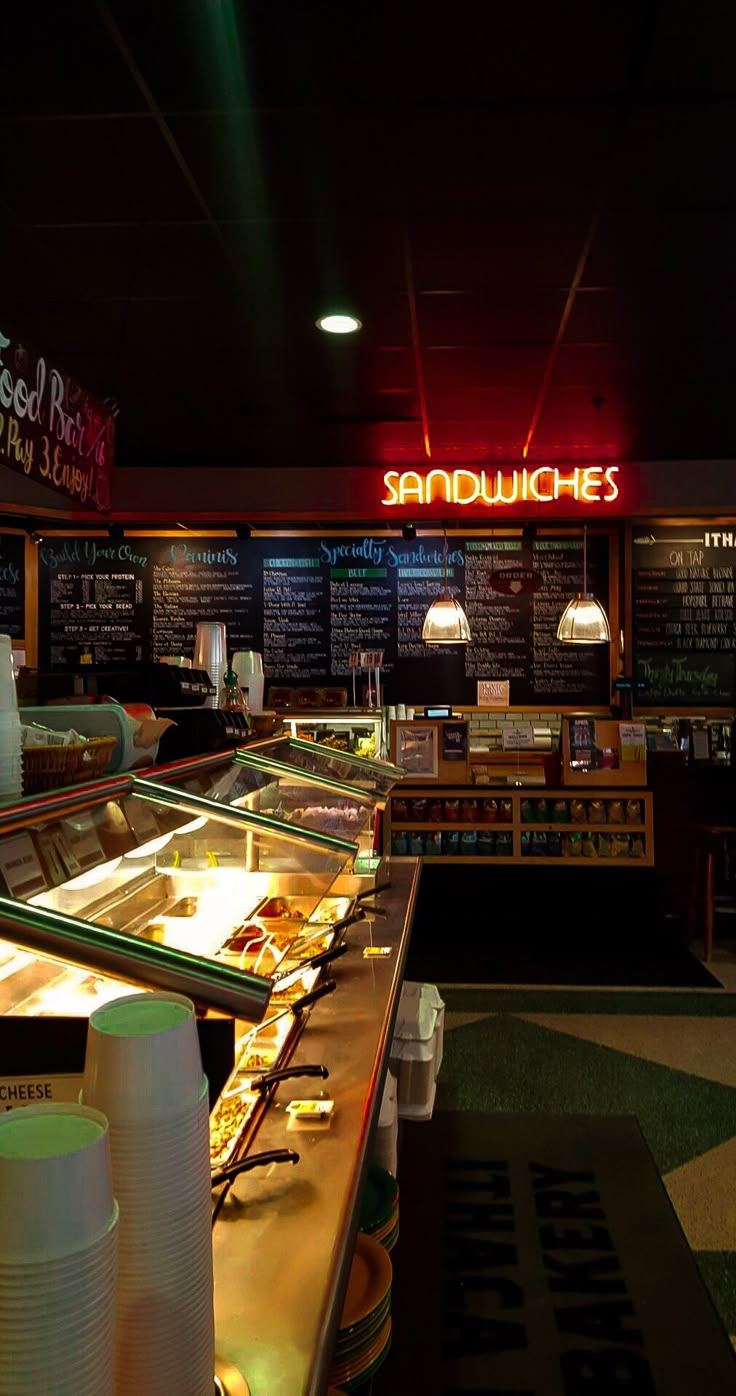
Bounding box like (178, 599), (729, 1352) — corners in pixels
(0, 738), (416, 1394)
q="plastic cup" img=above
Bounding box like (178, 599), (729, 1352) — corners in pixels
(5, 1340), (115, 1395)
(89, 1071), (209, 1133)
(0, 1216), (117, 1396)
(0, 1103), (115, 1262)
(83, 992), (203, 1124)
(0, 1208), (118, 1280)
(193, 623), (226, 680)
(0, 1225), (117, 1284)
(110, 1135), (209, 1182)
(194, 622), (227, 712)
(241, 670), (264, 714)
(114, 1182), (211, 1228)
(115, 1310), (213, 1366)
(116, 1221), (213, 1266)
(232, 650), (263, 676)
(106, 1100), (209, 1155)
(0, 636), (19, 712)
(0, 1289), (117, 1347)
(0, 1264), (117, 1316)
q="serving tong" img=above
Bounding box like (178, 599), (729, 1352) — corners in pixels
(211, 1062), (329, 1186)
(283, 905), (365, 962)
(211, 1148), (300, 1188)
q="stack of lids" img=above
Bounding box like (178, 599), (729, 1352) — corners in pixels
(328, 1234), (393, 1391)
(359, 1164), (400, 1253)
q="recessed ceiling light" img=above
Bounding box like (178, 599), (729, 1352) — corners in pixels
(316, 313), (362, 334)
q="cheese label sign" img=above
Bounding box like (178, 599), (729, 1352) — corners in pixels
(0, 1074), (83, 1110)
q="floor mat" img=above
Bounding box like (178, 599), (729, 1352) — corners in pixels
(406, 866), (720, 988)
(377, 1111), (736, 1394)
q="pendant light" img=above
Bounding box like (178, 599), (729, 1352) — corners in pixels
(422, 527), (472, 644)
(556, 525), (611, 644)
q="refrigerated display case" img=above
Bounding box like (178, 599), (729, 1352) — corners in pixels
(284, 709), (385, 761)
(130, 737), (405, 883)
(236, 732), (403, 798)
(0, 743), (407, 1173)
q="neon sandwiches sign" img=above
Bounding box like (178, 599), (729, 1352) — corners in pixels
(381, 465), (620, 508)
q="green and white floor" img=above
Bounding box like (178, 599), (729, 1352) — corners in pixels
(437, 940), (736, 1345)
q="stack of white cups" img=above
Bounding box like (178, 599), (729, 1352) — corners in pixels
(193, 621), (227, 711)
(0, 1102), (118, 1396)
(82, 992), (215, 1396)
(231, 650), (264, 714)
(0, 634), (22, 802)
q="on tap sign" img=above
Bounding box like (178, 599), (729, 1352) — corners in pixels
(381, 465), (623, 515)
(0, 325), (115, 511)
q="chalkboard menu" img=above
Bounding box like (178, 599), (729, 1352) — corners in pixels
(633, 525), (736, 704)
(0, 533), (25, 640)
(38, 533), (610, 706)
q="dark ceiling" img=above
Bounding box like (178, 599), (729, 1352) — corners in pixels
(3, 0), (736, 472)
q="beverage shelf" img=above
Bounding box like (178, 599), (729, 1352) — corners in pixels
(389, 821), (512, 831)
(389, 855), (652, 866)
(518, 822), (646, 833)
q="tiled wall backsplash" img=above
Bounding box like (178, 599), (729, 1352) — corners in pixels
(463, 710), (563, 750)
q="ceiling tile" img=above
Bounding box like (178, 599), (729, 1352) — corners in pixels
(2, 3), (146, 115)
(417, 289), (566, 346)
(4, 119), (204, 225)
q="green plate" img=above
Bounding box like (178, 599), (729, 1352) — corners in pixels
(332, 1317), (392, 1385)
(359, 1165), (399, 1233)
(335, 1295), (391, 1357)
(366, 1204), (399, 1242)
(339, 1327), (392, 1391)
(382, 1221), (400, 1253)
(336, 1289), (391, 1346)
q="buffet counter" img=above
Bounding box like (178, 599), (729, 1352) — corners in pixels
(213, 859), (419, 1396)
(0, 741), (417, 1396)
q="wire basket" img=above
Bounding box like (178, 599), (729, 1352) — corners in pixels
(22, 736), (117, 794)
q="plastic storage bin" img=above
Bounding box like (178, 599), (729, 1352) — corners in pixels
(390, 982), (445, 1121)
(372, 1071), (398, 1177)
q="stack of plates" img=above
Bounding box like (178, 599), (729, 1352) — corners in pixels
(359, 1164), (400, 1253)
(328, 1234), (392, 1392)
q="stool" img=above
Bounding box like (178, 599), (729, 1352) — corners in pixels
(688, 825), (736, 962)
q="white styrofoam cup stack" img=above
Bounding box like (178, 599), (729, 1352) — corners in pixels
(193, 622), (227, 710)
(0, 1102), (118, 1396)
(0, 634), (22, 803)
(81, 992), (214, 1396)
(231, 650), (264, 713)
